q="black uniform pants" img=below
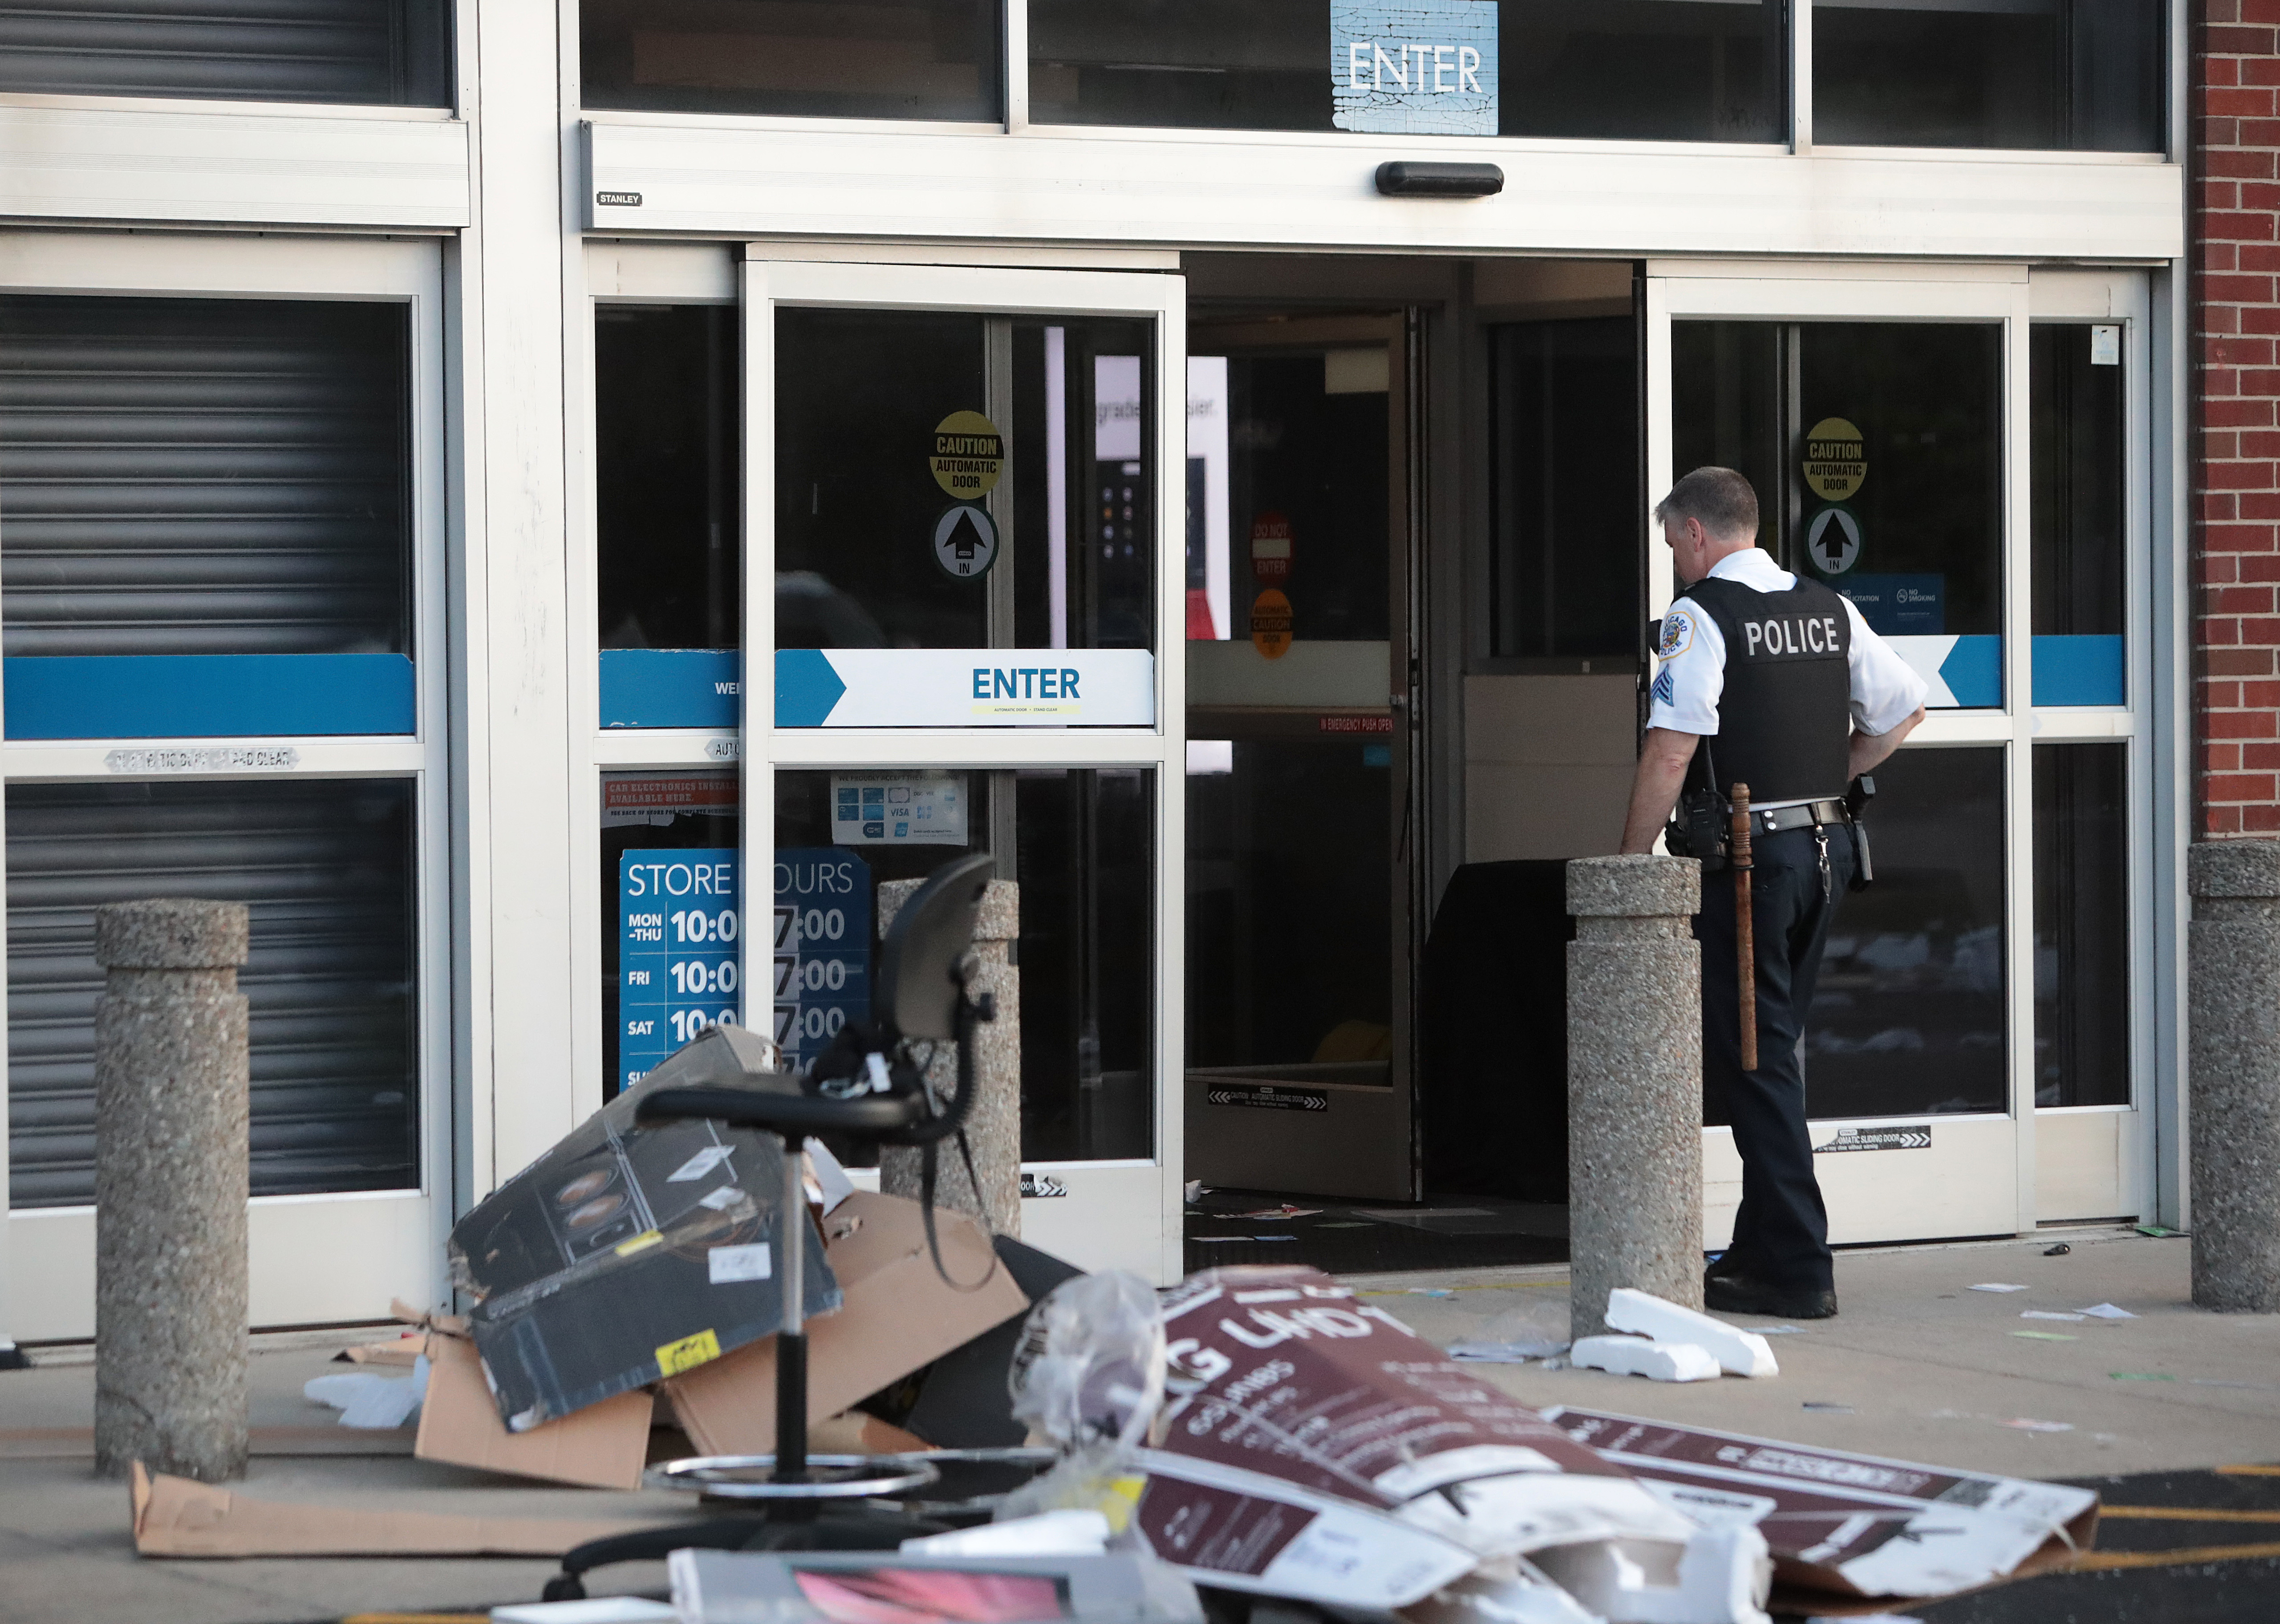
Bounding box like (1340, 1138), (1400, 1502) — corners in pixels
(1695, 821), (1858, 1295)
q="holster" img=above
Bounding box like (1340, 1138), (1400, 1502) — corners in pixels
(1664, 786), (1729, 873)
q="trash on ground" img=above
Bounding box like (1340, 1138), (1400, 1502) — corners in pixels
(1755, 1326), (1808, 1335)
(1998, 1418), (2074, 1432)
(1313, 1220), (1374, 1228)
(2110, 1372), (2175, 1381)
(2043, 1243), (2071, 1256)
(416, 1328), (654, 1489)
(1545, 1410), (2098, 1608)
(2012, 1331), (2078, 1342)
(1408, 1286), (1456, 1297)
(1191, 1236), (1250, 1242)
(1968, 1283), (2029, 1294)
(447, 1025), (840, 1430)
(1448, 1339), (1568, 1363)
(1232, 1205), (1320, 1220)
(2019, 1311), (2086, 1322)
(491, 1596), (680, 1623)
(662, 1190), (1027, 1455)
(2077, 1303), (2137, 1320)
(901, 1509), (1112, 1557)
(1800, 1403), (1855, 1413)
(1004, 1264), (1775, 1623)
(669, 1549), (1205, 1624)
(304, 1356), (428, 1429)
(1606, 1287), (1778, 1377)
(335, 1331), (426, 1366)
(1571, 1334), (1723, 1383)
(128, 1461), (658, 1558)
(1182, 1180), (1206, 1204)
(2135, 1225), (2177, 1238)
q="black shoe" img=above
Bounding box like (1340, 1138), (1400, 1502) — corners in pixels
(1704, 1273), (1839, 1320)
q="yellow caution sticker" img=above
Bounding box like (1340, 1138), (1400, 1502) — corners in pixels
(656, 1328), (722, 1376)
(931, 410), (1005, 498)
(1250, 589), (1293, 661)
(1801, 417), (1866, 501)
(613, 1228), (663, 1257)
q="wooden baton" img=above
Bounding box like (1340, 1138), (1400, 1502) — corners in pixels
(1730, 783), (1758, 1072)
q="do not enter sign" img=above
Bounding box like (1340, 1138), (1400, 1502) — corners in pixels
(1250, 510), (1293, 585)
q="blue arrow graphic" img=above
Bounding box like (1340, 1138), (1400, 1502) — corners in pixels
(1937, 636), (2002, 708)
(775, 649), (847, 727)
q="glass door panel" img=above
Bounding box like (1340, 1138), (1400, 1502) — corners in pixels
(747, 258), (1185, 1281)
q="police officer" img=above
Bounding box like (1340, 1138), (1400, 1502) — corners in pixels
(1619, 467), (1927, 1320)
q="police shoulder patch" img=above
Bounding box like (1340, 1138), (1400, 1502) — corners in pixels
(1657, 609), (1695, 659)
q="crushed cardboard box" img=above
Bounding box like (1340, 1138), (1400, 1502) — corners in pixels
(128, 1461), (663, 1559)
(449, 1026), (840, 1431)
(415, 1331), (656, 1491)
(664, 1190), (1028, 1454)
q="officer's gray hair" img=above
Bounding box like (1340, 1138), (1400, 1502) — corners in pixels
(1654, 467), (1760, 544)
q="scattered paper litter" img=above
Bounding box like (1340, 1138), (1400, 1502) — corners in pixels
(1969, 1283), (2030, 1293)
(1314, 1220), (1372, 1228)
(1570, 1334), (1721, 1383)
(1448, 1340), (1567, 1363)
(2135, 1224), (2178, 1238)
(2013, 1331), (2078, 1342)
(1232, 1205), (1319, 1219)
(2078, 1302), (2137, 1320)
(1407, 1287), (1455, 1297)
(492, 1599), (680, 1623)
(1182, 1180), (1205, 1204)
(1191, 1236), (1250, 1243)
(2020, 1310), (2086, 1322)
(304, 1357), (428, 1429)
(1606, 1286), (1778, 1377)
(1999, 1418), (2074, 1432)
(1756, 1324), (1809, 1335)
(901, 1509), (1109, 1556)
(1250, 1234), (1298, 1241)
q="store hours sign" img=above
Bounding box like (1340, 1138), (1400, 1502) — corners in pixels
(620, 848), (743, 1086)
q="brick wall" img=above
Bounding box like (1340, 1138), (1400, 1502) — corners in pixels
(2197, 0), (2280, 836)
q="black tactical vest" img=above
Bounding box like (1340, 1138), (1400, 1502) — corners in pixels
(1679, 574), (1854, 806)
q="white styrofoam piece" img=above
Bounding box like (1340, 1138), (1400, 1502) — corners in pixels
(491, 1598), (678, 1624)
(1606, 1289), (1779, 1378)
(902, 1510), (1110, 1556)
(1534, 1522), (1774, 1624)
(2078, 1302), (2138, 1320)
(1570, 1335), (1722, 1384)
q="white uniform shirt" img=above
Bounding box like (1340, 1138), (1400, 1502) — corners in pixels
(1648, 548), (1928, 746)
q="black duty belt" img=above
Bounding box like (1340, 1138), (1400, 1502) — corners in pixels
(1753, 799), (1848, 834)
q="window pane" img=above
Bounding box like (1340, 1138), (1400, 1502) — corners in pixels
(1489, 315), (1641, 659)
(1187, 739), (1391, 1074)
(776, 309), (1156, 655)
(0, 0), (450, 105)
(1813, 0), (2163, 151)
(8, 778), (419, 1207)
(772, 766), (1156, 1163)
(597, 305), (741, 654)
(2033, 743), (2129, 1108)
(583, 0), (1001, 120)
(1796, 747), (2007, 1120)
(2032, 321), (2127, 706)
(1673, 319), (2004, 705)
(0, 296), (412, 659)
(1030, 0), (1782, 140)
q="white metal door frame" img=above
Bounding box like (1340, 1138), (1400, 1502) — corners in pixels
(0, 231), (455, 1339)
(745, 254), (1189, 1283)
(1648, 264), (2044, 1246)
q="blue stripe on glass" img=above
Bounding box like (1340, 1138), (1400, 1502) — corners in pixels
(1937, 636), (2003, 708)
(774, 650), (846, 728)
(2031, 635), (2126, 707)
(600, 649), (740, 729)
(4, 653), (415, 740)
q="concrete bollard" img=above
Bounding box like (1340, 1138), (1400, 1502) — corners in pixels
(2188, 841), (2280, 1311)
(92, 899), (252, 1482)
(876, 877), (1019, 1238)
(1566, 856), (1704, 1340)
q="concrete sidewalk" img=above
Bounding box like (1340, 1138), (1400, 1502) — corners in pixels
(1, 1227), (2276, 1623)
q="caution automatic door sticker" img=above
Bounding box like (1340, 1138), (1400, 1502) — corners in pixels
(931, 410), (1004, 498)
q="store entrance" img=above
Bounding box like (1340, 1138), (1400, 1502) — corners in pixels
(1182, 311), (1416, 1202)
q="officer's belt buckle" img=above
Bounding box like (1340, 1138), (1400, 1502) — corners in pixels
(1755, 799), (1848, 835)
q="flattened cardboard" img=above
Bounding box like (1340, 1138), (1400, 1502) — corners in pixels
(415, 1332), (655, 1490)
(128, 1462), (658, 1558)
(1542, 1409), (2100, 1608)
(664, 1190), (1027, 1454)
